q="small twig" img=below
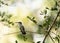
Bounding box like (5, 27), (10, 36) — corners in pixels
(42, 10), (60, 43)
(0, 31), (38, 37)
(52, 32), (60, 38)
(52, 32), (60, 43)
(55, 37), (60, 43)
(49, 34), (55, 43)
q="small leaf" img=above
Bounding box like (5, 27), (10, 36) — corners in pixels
(1, 1), (4, 4)
(38, 25), (43, 27)
(44, 16), (47, 18)
(32, 20), (37, 23)
(57, 35), (60, 38)
(5, 3), (8, 6)
(0, 1), (8, 6)
(2, 12), (5, 17)
(27, 16), (37, 24)
(11, 22), (14, 25)
(1, 19), (5, 21)
(55, 1), (58, 6)
(27, 16), (31, 19)
(0, 12), (1, 16)
(40, 13), (43, 15)
(46, 7), (49, 9)
(55, 27), (58, 30)
(40, 11), (43, 15)
(32, 17), (35, 19)
(8, 21), (12, 24)
(7, 15), (12, 18)
(51, 7), (58, 11)
(55, 37), (59, 43)
(44, 10), (47, 14)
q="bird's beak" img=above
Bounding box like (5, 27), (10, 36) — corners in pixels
(15, 22), (20, 23)
(15, 22), (18, 23)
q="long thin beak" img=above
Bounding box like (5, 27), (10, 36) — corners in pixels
(15, 22), (20, 23)
(15, 22), (18, 23)
(15, 22), (22, 23)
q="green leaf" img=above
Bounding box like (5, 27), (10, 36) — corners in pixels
(55, 37), (59, 43)
(0, 1), (8, 6)
(44, 16), (47, 18)
(0, 12), (5, 18)
(51, 7), (58, 11)
(57, 35), (60, 38)
(27, 16), (37, 24)
(44, 10), (47, 14)
(2, 12), (5, 17)
(7, 15), (12, 18)
(32, 17), (35, 19)
(0, 12), (1, 16)
(46, 7), (49, 9)
(1, 18), (5, 21)
(38, 25), (43, 27)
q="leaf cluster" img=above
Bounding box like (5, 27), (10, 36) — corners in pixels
(0, 12), (14, 26)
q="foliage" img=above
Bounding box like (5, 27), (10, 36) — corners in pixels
(0, 0), (60, 43)
(0, 12), (14, 27)
(27, 0), (60, 43)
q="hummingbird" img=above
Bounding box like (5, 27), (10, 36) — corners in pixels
(16, 22), (26, 35)
(16, 22), (27, 41)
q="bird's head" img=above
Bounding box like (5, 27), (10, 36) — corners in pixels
(15, 22), (22, 25)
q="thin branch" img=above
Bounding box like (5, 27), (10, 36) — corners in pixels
(0, 31), (38, 37)
(52, 32), (60, 43)
(42, 10), (60, 43)
(52, 32), (60, 38)
(49, 34), (55, 43)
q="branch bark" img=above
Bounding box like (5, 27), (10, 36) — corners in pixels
(42, 10), (60, 43)
(49, 34), (55, 43)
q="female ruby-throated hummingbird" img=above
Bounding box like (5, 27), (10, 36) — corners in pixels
(16, 22), (27, 41)
(16, 22), (26, 35)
